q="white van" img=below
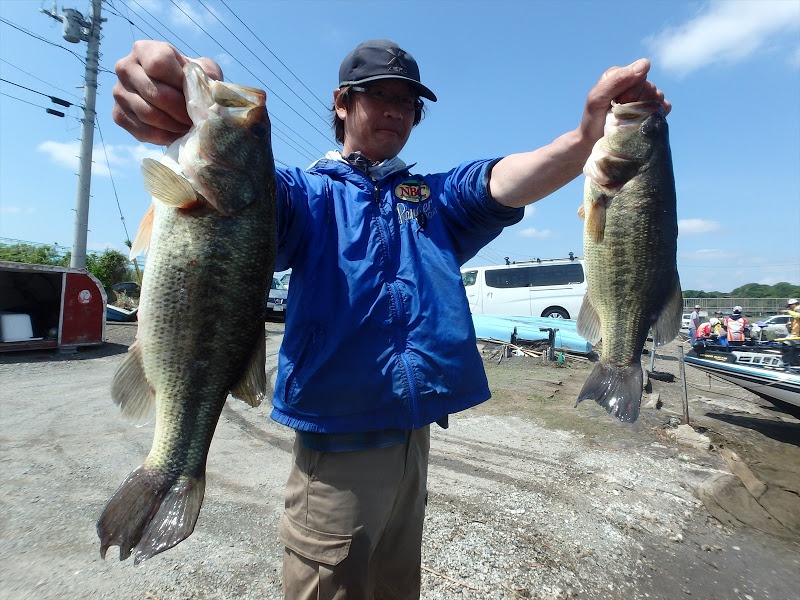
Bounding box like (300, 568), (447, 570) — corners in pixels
(461, 257), (587, 319)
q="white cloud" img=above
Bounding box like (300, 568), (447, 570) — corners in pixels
(678, 218), (721, 235)
(517, 227), (552, 239)
(169, 0), (219, 31)
(0, 205), (35, 216)
(647, 0), (800, 76)
(680, 248), (738, 261)
(37, 141), (163, 178)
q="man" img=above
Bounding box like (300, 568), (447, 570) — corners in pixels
(689, 304), (701, 342)
(695, 317), (718, 340)
(723, 305), (748, 346)
(782, 298), (800, 338)
(112, 39), (669, 599)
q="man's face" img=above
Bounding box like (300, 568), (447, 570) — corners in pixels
(335, 79), (418, 162)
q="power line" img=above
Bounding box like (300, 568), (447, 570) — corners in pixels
(219, 0), (329, 113)
(103, 0), (329, 161)
(168, 0), (333, 150)
(0, 78), (74, 106)
(94, 118), (133, 244)
(198, 0), (329, 126)
(0, 91), (74, 118)
(0, 58), (83, 101)
(0, 16), (86, 64)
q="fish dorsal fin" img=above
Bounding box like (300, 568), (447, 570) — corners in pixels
(652, 278), (683, 347)
(230, 328), (267, 407)
(141, 158), (197, 208)
(129, 204), (154, 259)
(576, 290), (603, 345)
(111, 341), (156, 425)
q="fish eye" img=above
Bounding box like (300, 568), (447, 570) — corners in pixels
(251, 123), (268, 138)
(641, 123), (656, 136)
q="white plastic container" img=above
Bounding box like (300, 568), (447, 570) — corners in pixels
(0, 312), (34, 342)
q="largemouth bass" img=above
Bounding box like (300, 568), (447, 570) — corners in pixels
(576, 100), (681, 422)
(97, 62), (276, 563)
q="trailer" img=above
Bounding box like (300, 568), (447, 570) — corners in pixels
(0, 261), (106, 353)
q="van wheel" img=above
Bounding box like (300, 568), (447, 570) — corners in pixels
(542, 307), (569, 319)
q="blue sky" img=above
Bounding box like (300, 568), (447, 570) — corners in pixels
(1, 0), (798, 293)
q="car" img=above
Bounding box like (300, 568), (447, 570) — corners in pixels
(110, 281), (141, 298)
(264, 277), (288, 319)
(750, 314), (791, 341)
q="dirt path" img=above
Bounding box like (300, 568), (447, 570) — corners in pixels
(0, 324), (797, 599)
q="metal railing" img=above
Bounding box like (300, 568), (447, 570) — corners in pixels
(683, 298), (788, 317)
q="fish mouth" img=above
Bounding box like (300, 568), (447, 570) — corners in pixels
(606, 100), (665, 130)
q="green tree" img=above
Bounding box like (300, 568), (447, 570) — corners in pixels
(0, 242), (64, 265)
(85, 249), (132, 290)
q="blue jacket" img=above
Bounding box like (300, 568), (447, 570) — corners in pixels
(270, 158), (523, 434)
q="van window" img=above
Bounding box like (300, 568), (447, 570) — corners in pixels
(484, 263), (584, 289)
(462, 271), (478, 287)
(531, 264), (584, 286)
(485, 267), (530, 288)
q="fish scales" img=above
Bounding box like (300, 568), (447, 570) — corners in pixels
(97, 62), (276, 564)
(576, 100), (682, 423)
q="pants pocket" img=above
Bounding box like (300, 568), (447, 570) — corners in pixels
(279, 513), (352, 567)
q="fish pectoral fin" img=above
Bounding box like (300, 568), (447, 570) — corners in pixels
(97, 465), (205, 564)
(576, 292), (603, 345)
(111, 341), (156, 425)
(129, 204), (154, 259)
(583, 180), (607, 243)
(141, 158), (197, 207)
(230, 328), (267, 407)
(577, 204), (585, 221)
(652, 278), (684, 347)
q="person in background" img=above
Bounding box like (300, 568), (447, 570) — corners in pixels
(712, 310), (728, 345)
(781, 298), (800, 338)
(688, 304), (701, 342)
(723, 306), (748, 346)
(111, 38), (669, 600)
(695, 317), (718, 340)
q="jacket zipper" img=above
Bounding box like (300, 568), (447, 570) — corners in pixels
(374, 182), (421, 428)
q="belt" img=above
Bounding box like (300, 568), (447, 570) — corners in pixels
(297, 429), (408, 452)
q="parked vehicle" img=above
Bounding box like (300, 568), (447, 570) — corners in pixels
(110, 281), (141, 299)
(264, 277), (288, 319)
(461, 256), (586, 319)
(750, 314), (791, 341)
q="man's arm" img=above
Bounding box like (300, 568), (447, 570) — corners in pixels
(489, 59), (669, 208)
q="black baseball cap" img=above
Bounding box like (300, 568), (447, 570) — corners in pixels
(338, 39), (437, 102)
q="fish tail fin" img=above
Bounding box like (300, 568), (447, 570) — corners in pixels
(97, 465), (206, 564)
(576, 361), (643, 422)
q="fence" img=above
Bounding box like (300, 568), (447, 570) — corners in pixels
(682, 298), (788, 317)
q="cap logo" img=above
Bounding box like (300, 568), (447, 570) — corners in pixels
(386, 48), (409, 75)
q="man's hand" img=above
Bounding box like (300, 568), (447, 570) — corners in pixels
(112, 40), (223, 146)
(579, 58), (670, 145)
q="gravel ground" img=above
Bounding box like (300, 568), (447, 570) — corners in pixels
(0, 322), (798, 600)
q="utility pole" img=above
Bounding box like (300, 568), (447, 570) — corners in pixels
(41, 0), (104, 269)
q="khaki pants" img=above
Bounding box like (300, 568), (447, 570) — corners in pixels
(279, 426), (430, 600)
